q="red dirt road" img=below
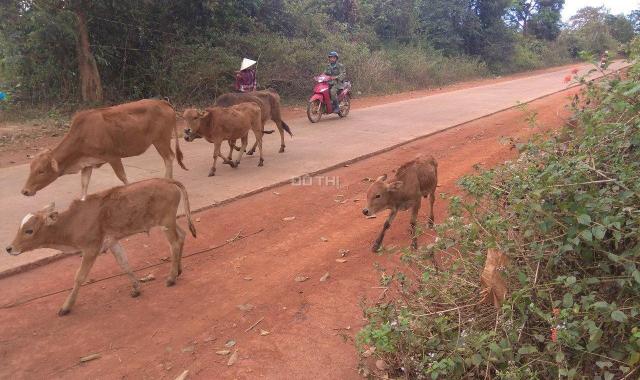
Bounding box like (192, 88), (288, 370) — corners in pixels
(0, 89), (575, 379)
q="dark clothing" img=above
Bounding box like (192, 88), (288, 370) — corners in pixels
(235, 69), (257, 92)
(324, 62), (346, 89)
(324, 62), (346, 108)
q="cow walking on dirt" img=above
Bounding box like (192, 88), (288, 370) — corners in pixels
(182, 103), (264, 176)
(215, 90), (293, 154)
(6, 178), (197, 316)
(362, 155), (438, 252)
(21, 99), (187, 200)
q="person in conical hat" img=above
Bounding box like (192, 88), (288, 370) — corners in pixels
(235, 58), (257, 92)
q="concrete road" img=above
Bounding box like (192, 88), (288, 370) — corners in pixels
(0, 61), (627, 274)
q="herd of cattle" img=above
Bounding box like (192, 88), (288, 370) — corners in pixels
(5, 89), (438, 316)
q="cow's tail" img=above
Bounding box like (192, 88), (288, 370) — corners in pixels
(281, 120), (293, 137)
(174, 180), (197, 238)
(173, 122), (188, 171)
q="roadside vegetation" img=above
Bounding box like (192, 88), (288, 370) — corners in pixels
(0, 1), (637, 118)
(356, 51), (640, 378)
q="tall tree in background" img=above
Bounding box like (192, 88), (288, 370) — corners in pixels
(605, 13), (635, 44)
(567, 6), (617, 53)
(72, 0), (102, 102)
(629, 9), (640, 33)
(508, 0), (564, 39)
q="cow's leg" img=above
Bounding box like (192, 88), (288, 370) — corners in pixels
(80, 166), (92, 201)
(410, 203), (421, 250)
(109, 159), (129, 186)
(227, 140), (236, 161)
(275, 120), (286, 153)
(209, 142), (222, 176)
(254, 130), (264, 167)
(163, 224), (185, 286)
(247, 140), (258, 156)
(427, 189), (436, 228)
(110, 242), (140, 297)
(153, 141), (175, 179)
(59, 251), (98, 316)
(234, 135), (249, 167)
(372, 209), (397, 253)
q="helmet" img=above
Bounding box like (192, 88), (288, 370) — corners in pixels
(328, 51), (339, 58)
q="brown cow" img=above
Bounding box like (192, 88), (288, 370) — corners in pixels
(182, 102), (264, 176)
(215, 90), (293, 154)
(6, 178), (197, 316)
(362, 155), (438, 252)
(21, 99), (187, 200)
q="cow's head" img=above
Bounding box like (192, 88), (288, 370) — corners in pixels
(6, 203), (58, 256)
(22, 149), (60, 196)
(182, 108), (209, 142)
(362, 174), (403, 216)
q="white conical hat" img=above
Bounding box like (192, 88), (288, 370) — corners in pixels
(240, 58), (257, 71)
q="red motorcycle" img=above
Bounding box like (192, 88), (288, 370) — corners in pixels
(307, 74), (351, 123)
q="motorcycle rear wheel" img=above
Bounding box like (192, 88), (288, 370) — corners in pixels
(338, 95), (350, 118)
(307, 100), (322, 123)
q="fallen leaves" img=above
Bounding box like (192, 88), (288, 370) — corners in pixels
(79, 353), (101, 363)
(319, 272), (330, 282)
(224, 340), (236, 348)
(227, 350), (239, 366)
(174, 369), (189, 380)
(259, 329), (270, 336)
(216, 350), (231, 355)
(336, 259), (347, 263)
(294, 276), (309, 282)
(282, 216), (296, 221)
(236, 304), (254, 312)
(362, 346), (376, 358)
(139, 273), (155, 283)
(320, 237), (329, 242)
(338, 249), (349, 257)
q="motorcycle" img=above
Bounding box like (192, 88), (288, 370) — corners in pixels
(307, 74), (351, 123)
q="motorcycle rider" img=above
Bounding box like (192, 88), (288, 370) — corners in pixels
(324, 51), (346, 113)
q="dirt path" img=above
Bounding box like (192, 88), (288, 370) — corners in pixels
(0, 88), (576, 379)
(0, 62), (582, 168)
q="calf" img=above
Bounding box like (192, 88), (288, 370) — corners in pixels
(182, 103), (264, 176)
(21, 99), (187, 200)
(215, 90), (293, 154)
(6, 178), (197, 316)
(362, 155), (438, 252)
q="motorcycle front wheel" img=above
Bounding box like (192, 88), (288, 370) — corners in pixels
(307, 100), (322, 123)
(338, 95), (350, 118)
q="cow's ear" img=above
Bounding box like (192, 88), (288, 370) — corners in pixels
(388, 181), (404, 192)
(376, 174), (387, 182)
(42, 202), (56, 213)
(45, 211), (59, 226)
(50, 158), (59, 173)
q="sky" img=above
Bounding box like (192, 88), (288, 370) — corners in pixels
(562, 0), (639, 21)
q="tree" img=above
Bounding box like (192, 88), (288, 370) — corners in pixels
(566, 6), (617, 54)
(605, 14), (634, 44)
(73, 1), (103, 103)
(508, 0), (564, 39)
(629, 9), (640, 33)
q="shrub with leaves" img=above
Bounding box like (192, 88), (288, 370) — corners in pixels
(357, 62), (640, 379)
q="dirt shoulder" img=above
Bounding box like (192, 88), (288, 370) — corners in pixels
(0, 62), (581, 168)
(0, 87), (577, 379)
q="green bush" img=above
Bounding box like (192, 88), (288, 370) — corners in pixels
(357, 62), (640, 378)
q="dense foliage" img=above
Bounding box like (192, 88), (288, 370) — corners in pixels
(357, 55), (640, 378)
(0, 1), (635, 108)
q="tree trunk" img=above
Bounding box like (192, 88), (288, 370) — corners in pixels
(74, 7), (103, 103)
